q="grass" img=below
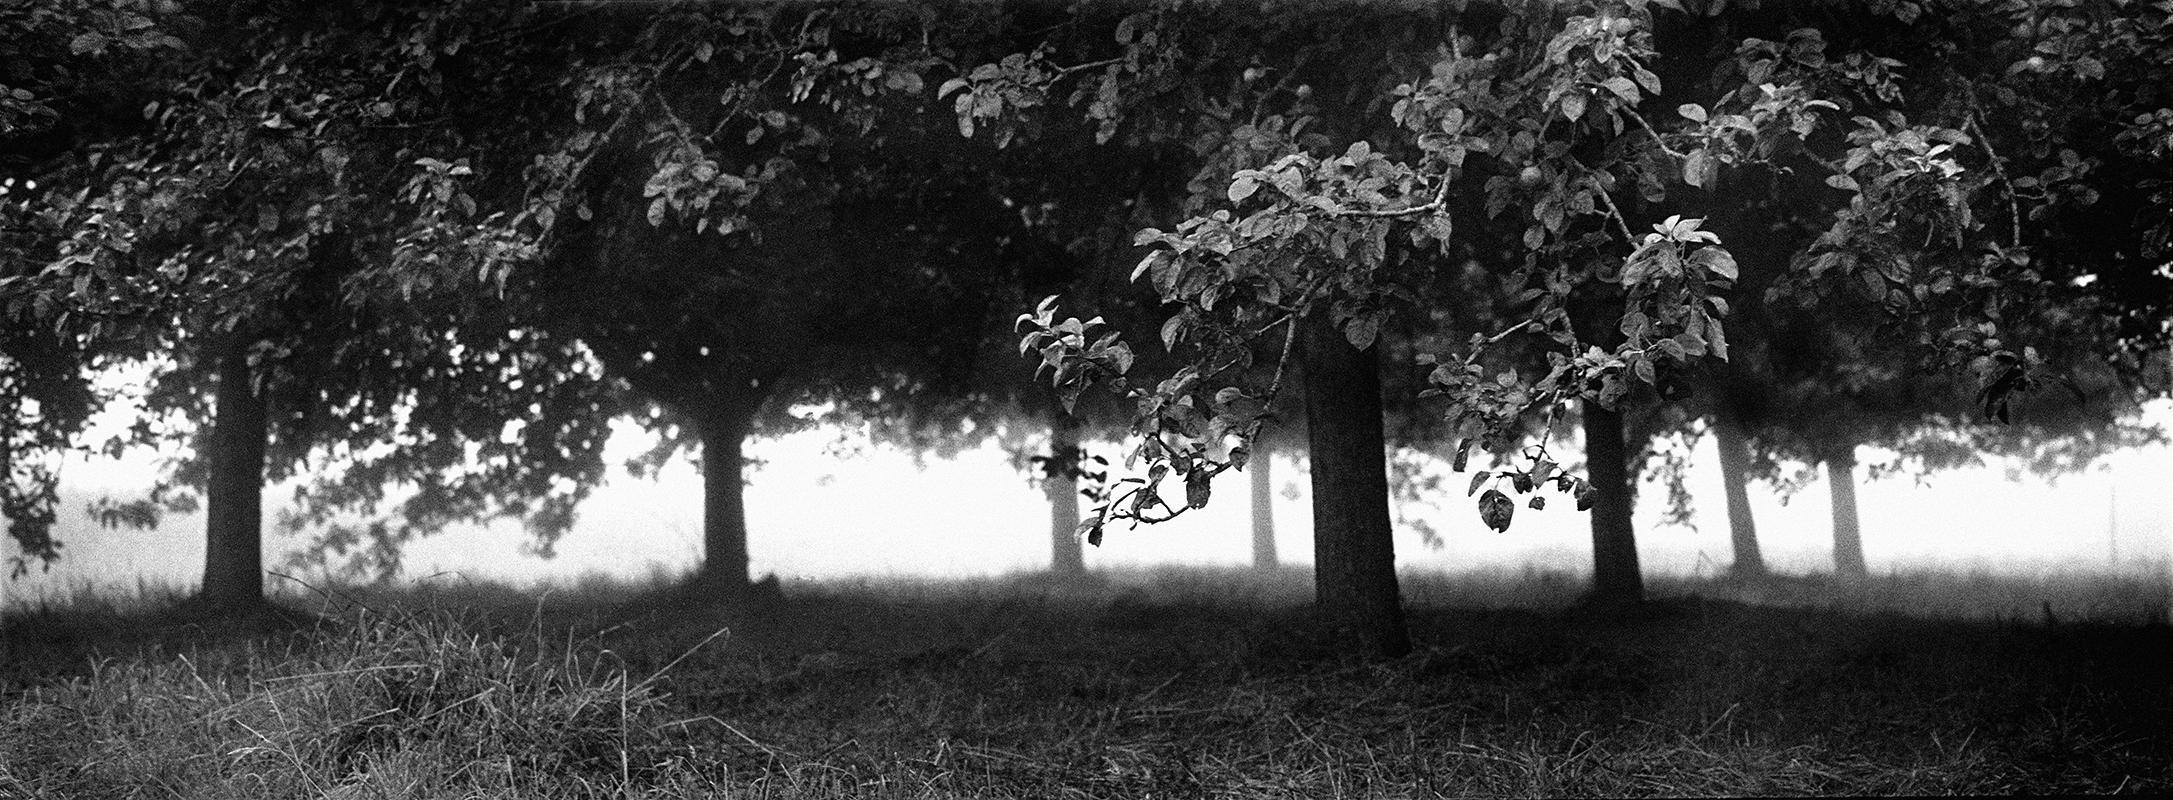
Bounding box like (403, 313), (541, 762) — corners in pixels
(2, 566), (2168, 797)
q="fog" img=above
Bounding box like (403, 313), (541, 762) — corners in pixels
(6, 403), (2170, 609)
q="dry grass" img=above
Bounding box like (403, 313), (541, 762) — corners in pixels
(3, 566), (2168, 797)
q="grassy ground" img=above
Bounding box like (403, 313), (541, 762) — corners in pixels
(2, 566), (2167, 798)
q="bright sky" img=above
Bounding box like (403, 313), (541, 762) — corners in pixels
(5, 396), (2170, 607)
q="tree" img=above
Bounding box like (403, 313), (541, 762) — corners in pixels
(1011, 0), (2168, 656)
(1, 0), (195, 574)
(1671, 1), (2173, 578)
(351, 2), (1176, 595)
(12, 2), (634, 607)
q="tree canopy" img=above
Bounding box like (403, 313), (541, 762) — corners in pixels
(4, 0), (2166, 646)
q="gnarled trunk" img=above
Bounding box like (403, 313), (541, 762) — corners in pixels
(1302, 314), (1409, 658)
(201, 336), (267, 610)
(1249, 437), (1278, 570)
(1582, 399), (1644, 604)
(1712, 415), (1767, 578)
(1046, 413), (1084, 575)
(1825, 446), (1867, 577)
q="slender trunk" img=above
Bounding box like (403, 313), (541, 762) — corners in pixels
(1712, 415), (1767, 578)
(1250, 437), (1278, 569)
(1302, 314), (1409, 658)
(201, 336), (267, 609)
(1046, 413), (1084, 575)
(699, 414), (752, 592)
(1582, 399), (1644, 604)
(1826, 447), (1867, 577)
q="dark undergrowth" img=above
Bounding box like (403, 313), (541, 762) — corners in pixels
(2, 566), (2167, 798)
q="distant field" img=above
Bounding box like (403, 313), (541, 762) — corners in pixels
(3, 567), (2168, 798)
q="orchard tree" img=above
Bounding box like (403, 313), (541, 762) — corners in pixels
(1007, 0), (2165, 657)
(15, 2), (631, 607)
(1668, 0), (2173, 578)
(2, 0), (194, 573)
(364, 2), (1152, 594)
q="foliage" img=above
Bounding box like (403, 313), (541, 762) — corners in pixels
(1, 0), (197, 571)
(2, 1), (634, 578)
(1011, 0), (2171, 543)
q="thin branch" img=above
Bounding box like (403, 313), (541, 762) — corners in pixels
(1057, 56), (1125, 76)
(1620, 103), (1691, 161)
(1967, 109), (2023, 250)
(1248, 311), (1296, 341)
(1261, 306), (1303, 404)
(1333, 172), (1454, 218)
(1591, 179), (1638, 246)
(1479, 319), (1534, 347)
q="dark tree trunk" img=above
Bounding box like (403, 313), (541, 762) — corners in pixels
(1712, 415), (1767, 578)
(1249, 437), (1278, 570)
(1826, 446), (1868, 577)
(1046, 413), (1084, 575)
(201, 336), (267, 610)
(1301, 314), (1409, 659)
(1582, 399), (1644, 604)
(699, 413), (752, 593)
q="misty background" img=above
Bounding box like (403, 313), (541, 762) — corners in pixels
(11, 394), (2167, 609)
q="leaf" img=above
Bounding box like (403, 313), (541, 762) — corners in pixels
(1528, 495), (1547, 511)
(1683, 148), (1715, 189)
(1076, 517), (1104, 547)
(1691, 246), (1738, 281)
(1574, 479), (1597, 511)
(1160, 313), (1185, 350)
(69, 32), (108, 55)
(1560, 91), (1588, 122)
(1468, 471), (1490, 497)
(1601, 76), (1639, 103)
(1478, 488), (1515, 532)
(1130, 251), (1162, 282)
(1343, 312), (1381, 350)
(1185, 470), (1212, 509)
(1677, 103), (1708, 123)
(1826, 173), (1860, 191)
(1228, 175), (1260, 203)
(1708, 317), (1729, 360)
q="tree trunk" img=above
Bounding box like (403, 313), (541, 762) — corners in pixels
(699, 413), (752, 593)
(1826, 446), (1868, 577)
(201, 336), (267, 610)
(1250, 437), (1278, 570)
(1301, 314), (1409, 659)
(1712, 415), (1767, 578)
(1046, 413), (1084, 575)
(1582, 399), (1644, 604)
